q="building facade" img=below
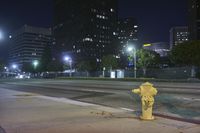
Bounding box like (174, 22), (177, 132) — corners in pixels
(143, 42), (170, 57)
(53, 0), (118, 64)
(9, 25), (52, 67)
(169, 27), (189, 49)
(188, 0), (200, 40)
(114, 18), (138, 54)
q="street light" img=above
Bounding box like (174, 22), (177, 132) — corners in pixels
(33, 60), (39, 69)
(64, 56), (72, 77)
(12, 64), (17, 69)
(0, 30), (3, 41)
(32, 60), (39, 77)
(127, 45), (137, 78)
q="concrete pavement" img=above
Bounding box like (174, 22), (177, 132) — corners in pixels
(1, 79), (200, 121)
(0, 87), (200, 133)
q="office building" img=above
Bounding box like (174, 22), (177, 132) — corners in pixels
(114, 18), (138, 54)
(188, 0), (200, 40)
(53, 0), (118, 63)
(9, 25), (52, 67)
(169, 27), (189, 49)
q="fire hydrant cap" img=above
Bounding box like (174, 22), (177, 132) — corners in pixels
(142, 82), (153, 86)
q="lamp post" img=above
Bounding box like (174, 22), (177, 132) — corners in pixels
(33, 60), (39, 69)
(32, 60), (39, 77)
(64, 56), (72, 77)
(127, 46), (137, 78)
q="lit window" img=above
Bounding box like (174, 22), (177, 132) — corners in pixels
(83, 38), (93, 42)
(110, 8), (114, 12)
(96, 14), (107, 19)
(77, 49), (81, 53)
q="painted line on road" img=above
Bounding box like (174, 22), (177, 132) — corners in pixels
(120, 108), (135, 112)
(34, 95), (98, 106)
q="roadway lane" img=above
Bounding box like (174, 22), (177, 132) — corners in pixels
(0, 79), (200, 121)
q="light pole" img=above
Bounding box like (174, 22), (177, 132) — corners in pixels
(64, 56), (72, 77)
(32, 60), (39, 77)
(33, 60), (39, 69)
(127, 46), (137, 78)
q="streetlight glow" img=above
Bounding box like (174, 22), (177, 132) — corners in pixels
(63, 55), (72, 77)
(126, 45), (137, 78)
(127, 46), (133, 52)
(0, 30), (3, 40)
(64, 56), (72, 62)
(33, 60), (39, 67)
(12, 64), (17, 69)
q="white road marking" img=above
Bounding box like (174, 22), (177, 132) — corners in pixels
(35, 95), (97, 106)
(120, 108), (134, 112)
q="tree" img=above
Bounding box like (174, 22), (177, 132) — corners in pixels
(136, 49), (160, 76)
(21, 63), (34, 72)
(76, 60), (93, 76)
(101, 55), (118, 70)
(77, 61), (92, 71)
(170, 41), (200, 77)
(47, 60), (63, 72)
(39, 45), (52, 72)
(0, 59), (5, 71)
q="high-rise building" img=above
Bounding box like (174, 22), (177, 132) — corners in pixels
(9, 25), (52, 67)
(169, 26), (189, 49)
(115, 18), (138, 53)
(188, 0), (200, 40)
(53, 0), (118, 64)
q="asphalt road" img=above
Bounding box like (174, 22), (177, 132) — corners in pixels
(0, 79), (200, 121)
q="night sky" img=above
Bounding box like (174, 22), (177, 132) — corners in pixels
(0, 0), (187, 60)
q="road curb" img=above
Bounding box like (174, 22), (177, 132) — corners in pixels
(0, 126), (6, 133)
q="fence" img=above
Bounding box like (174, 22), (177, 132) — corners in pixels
(1, 67), (199, 79)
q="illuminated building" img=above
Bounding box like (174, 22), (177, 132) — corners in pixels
(9, 25), (52, 67)
(169, 27), (189, 49)
(53, 0), (118, 64)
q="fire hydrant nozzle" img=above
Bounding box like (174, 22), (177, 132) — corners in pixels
(132, 82), (157, 120)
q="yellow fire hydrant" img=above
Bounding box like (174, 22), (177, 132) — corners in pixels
(132, 82), (157, 120)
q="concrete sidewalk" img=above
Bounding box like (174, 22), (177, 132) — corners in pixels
(0, 88), (199, 133)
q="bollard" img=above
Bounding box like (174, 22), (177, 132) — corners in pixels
(132, 82), (157, 120)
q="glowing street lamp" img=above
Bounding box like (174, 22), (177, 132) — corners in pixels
(0, 30), (3, 40)
(127, 45), (137, 78)
(64, 56), (72, 77)
(12, 64), (17, 69)
(33, 60), (39, 69)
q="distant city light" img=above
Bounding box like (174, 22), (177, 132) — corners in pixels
(9, 35), (12, 39)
